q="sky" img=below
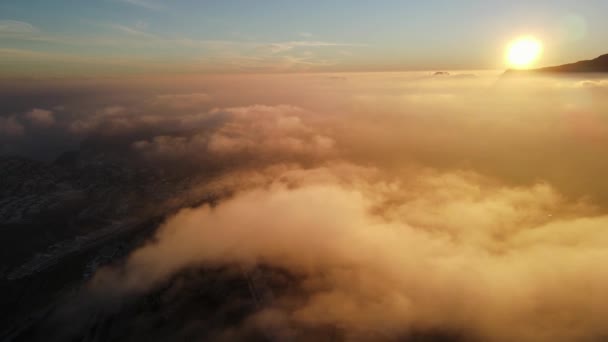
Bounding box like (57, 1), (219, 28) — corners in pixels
(1, 0), (608, 75)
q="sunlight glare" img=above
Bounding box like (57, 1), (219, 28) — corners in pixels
(506, 37), (542, 69)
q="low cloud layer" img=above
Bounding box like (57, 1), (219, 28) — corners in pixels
(93, 165), (608, 341)
(25, 108), (55, 126)
(0, 115), (24, 136)
(4, 72), (608, 340)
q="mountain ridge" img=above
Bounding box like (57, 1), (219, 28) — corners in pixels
(505, 53), (608, 75)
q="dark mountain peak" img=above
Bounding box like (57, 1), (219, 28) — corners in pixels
(593, 53), (608, 62)
(504, 53), (608, 75)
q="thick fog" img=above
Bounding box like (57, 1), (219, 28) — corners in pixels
(3, 72), (608, 341)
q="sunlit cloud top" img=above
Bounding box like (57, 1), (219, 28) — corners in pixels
(1, 0), (608, 76)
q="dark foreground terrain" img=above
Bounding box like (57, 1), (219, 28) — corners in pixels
(0, 141), (255, 341)
(0, 140), (464, 342)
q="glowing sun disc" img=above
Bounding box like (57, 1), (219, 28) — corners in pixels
(506, 37), (542, 69)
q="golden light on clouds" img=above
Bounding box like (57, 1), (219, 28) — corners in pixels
(506, 36), (543, 69)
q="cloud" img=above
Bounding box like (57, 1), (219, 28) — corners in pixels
(4, 73), (608, 199)
(0, 115), (24, 136)
(118, 0), (164, 11)
(25, 108), (55, 126)
(0, 20), (37, 35)
(573, 80), (608, 88)
(207, 105), (334, 156)
(109, 23), (154, 37)
(150, 93), (212, 109)
(267, 40), (364, 54)
(98, 106), (127, 116)
(6, 72), (608, 340)
(131, 105), (335, 164)
(91, 164), (608, 341)
(0, 19), (363, 74)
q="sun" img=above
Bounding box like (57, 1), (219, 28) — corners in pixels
(506, 37), (542, 69)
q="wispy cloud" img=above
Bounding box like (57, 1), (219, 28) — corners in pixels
(0, 20), (38, 35)
(118, 0), (164, 11)
(0, 48), (164, 69)
(0, 17), (366, 74)
(267, 40), (365, 54)
(109, 23), (155, 37)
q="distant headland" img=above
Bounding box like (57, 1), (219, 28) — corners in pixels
(505, 54), (608, 75)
